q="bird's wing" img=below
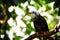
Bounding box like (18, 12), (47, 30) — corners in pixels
(38, 15), (49, 32)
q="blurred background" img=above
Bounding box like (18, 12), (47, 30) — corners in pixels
(0, 0), (60, 40)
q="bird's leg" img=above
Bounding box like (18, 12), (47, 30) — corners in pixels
(36, 32), (39, 36)
(43, 32), (47, 37)
(43, 32), (47, 40)
(36, 32), (41, 40)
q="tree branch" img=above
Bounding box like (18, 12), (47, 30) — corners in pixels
(25, 25), (60, 40)
(0, 4), (8, 28)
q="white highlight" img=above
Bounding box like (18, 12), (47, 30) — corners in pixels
(59, 29), (60, 32)
(28, 6), (37, 12)
(0, 20), (4, 24)
(33, 38), (39, 40)
(21, 1), (28, 8)
(15, 6), (25, 16)
(21, 35), (29, 40)
(0, 34), (5, 39)
(22, 28), (26, 33)
(31, 22), (34, 29)
(25, 15), (31, 21)
(7, 30), (14, 40)
(7, 18), (14, 26)
(41, 5), (46, 12)
(30, 0), (35, 4)
(16, 16), (26, 27)
(8, 6), (14, 12)
(30, 31), (35, 35)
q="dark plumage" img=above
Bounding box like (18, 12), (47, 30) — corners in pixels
(28, 11), (48, 40)
(31, 11), (49, 33)
(28, 11), (49, 40)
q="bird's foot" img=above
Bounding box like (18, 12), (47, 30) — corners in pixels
(43, 32), (47, 38)
(36, 32), (39, 36)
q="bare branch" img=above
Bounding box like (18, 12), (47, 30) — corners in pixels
(25, 25), (60, 40)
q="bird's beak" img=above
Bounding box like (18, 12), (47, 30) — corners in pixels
(27, 12), (32, 14)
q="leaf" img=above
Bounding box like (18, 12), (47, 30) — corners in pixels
(11, 11), (17, 20)
(25, 23), (34, 34)
(34, 0), (42, 6)
(13, 36), (22, 40)
(49, 19), (57, 30)
(54, 0), (60, 9)
(45, 0), (54, 4)
(46, 5), (51, 11)
(58, 8), (60, 16)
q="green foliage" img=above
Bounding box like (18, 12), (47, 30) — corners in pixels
(45, 0), (54, 3)
(34, 0), (42, 6)
(0, 0), (60, 40)
(10, 11), (17, 20)
(25, 23), (35, 34)
(49, 19), (57, 29)
(14, 36), (22, 40)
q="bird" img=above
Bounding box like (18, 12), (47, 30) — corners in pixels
(27, 11), (49, 40)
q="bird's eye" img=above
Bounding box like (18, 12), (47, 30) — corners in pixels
(32, 11), (37, 14)
(32, 11), (35, 13)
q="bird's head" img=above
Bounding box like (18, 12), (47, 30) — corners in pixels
(27, 11), (39, 18)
